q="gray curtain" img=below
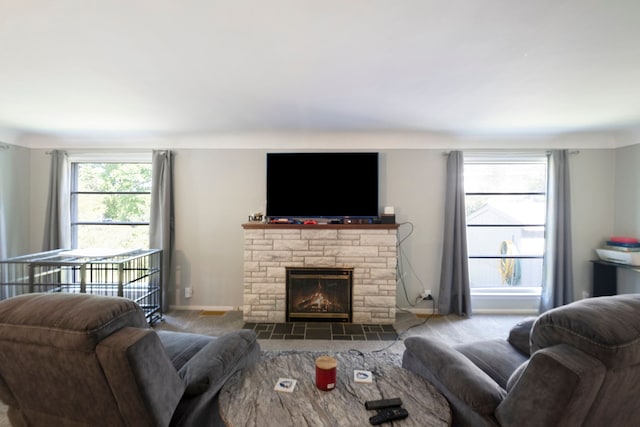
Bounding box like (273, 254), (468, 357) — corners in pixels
(150, 150), (174, 313)
(540, 150), (574, 312)
(42, 150), (71, 251)
(0, 195), (10, 299)
(0, 196), (6, 261)
(438, 151), (472, 316)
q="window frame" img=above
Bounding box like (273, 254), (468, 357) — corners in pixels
(68, 153), (152, 250)
(464, 153), (547, 295)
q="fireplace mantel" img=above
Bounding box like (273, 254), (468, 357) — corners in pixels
(242, 223), (400, 230)
(242, 223), (399, 324)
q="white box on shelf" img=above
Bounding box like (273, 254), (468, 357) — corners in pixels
(596, 249), (640, 266)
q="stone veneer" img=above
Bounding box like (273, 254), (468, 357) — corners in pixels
(242, 224), (399, 324)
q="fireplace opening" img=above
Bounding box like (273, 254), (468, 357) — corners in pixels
(286, 267), (353, 323)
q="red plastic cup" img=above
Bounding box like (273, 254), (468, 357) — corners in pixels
(315, 356), (337, 391)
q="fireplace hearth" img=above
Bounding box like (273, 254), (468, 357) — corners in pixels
(286, 267), (353, 322)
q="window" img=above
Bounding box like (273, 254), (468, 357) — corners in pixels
(71, 162), (152, 250)
(465, 155), (547, 294)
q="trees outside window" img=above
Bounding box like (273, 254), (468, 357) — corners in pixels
(71, 162), (151, 250)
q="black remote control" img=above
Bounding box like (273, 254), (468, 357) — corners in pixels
(369, 407), (409, 425)
(364, 397), (402, 410)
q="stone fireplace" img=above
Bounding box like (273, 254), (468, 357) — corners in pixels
(242, 223), (399, 324)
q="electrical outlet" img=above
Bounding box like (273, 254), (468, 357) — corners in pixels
(420, 289), (433, 301)
(185, 287), (193, 298)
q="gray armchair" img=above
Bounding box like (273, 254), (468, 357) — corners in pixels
(402, 294), (640, 427)
(0, 293), (260, 426)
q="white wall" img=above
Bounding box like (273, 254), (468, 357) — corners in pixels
(171, 149), (447, 310)
(22, 138), (626, 312)
(28, 150), (50, 252)
(614, 144), (640, 236)
(0, 144), (31, 258)
(613, 144), (640, 294)
(173, 149), (266, 309)
(382, 150), (446, 307)
(570, 149), (616, 298)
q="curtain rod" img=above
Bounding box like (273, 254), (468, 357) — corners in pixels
(442, 150), (581, 156)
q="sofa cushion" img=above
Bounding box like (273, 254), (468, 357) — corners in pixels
(178, 329), (259, 396)
(531, 294), (640, 368)
(507, 317), (536, 356)
(156, 330), (215, 371)
(455, 339), (529, 389)
(0, 293), (147, 352)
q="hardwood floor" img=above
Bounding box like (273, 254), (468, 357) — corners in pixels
(153, 309), (532, 354)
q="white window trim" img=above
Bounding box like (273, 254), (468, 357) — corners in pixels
(69, 156), (152, 250)
(464, 152), (547, 304)
(67, 151), (151, 163)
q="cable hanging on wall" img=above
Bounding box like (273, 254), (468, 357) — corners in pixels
(396, 221), (430, 307)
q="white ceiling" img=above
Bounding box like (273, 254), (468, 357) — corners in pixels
(1, 0), (640, 147)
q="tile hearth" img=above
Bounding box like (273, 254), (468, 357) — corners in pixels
(242, 322), (398, 341)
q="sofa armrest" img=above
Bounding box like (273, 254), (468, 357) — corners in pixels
(403, 336), (506, 415)
(496, 344), (606, 427)
(0, 372), (16, 407)
(178, 329), (260, 396)
(97, 327), (186, 427)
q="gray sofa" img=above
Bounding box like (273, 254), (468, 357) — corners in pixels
(0, 293), (260, 426)
(402, 294), (640, 427)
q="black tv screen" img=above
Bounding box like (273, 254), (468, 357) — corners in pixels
(266, 152), (379, 219)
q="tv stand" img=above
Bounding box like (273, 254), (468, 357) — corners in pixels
(591, 260), (640, 296)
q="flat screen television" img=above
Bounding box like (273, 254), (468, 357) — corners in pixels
(266, 152), (379, 219)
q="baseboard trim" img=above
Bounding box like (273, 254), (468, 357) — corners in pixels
(472, 308), (539, 315)
(168, 305), (239, 312)
(403, 307), (538, 316)
(405, 307), (440, 316)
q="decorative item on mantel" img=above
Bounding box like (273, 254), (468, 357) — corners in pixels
(595, 236), (640, 265)
(248, 212), (264, 222)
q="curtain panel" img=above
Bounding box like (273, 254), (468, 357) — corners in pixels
(150, 150), (174, 313)
(42, 150), (71, 251)
(438, 151), (472, 316)
(540, 150), (574, 312)
(0, 196), (6, 261)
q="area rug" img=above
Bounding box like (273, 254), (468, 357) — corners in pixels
(220, 350), (450, 426)
(260, 349), (403, 368)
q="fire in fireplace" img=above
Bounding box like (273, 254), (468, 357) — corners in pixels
(286, 267), (353, 322)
